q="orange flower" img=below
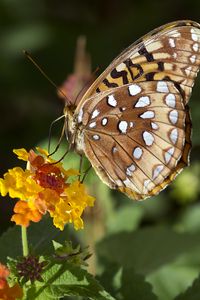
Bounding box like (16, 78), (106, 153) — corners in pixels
(0, 264), (9, 289)
(0, 148), (95, 230)
(0, 263), (23, 299)
(11, 200), (42, 227)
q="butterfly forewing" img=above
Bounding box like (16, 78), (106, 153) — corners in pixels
(71, 20), (200, 200)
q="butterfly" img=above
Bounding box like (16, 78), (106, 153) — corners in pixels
(64, 20), (200, 201)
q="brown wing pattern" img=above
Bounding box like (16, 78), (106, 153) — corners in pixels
(78, 81), (188, 200)
(72, 20), (200, 200)
(78, 20), (200, 105)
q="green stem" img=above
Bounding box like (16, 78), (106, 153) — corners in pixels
(21, 226), (29, 256)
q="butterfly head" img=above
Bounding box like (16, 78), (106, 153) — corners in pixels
(64, 104), (85, 154)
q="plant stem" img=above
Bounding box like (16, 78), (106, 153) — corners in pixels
(21, 226), (29, 256)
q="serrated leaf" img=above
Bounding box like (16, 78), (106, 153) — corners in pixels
(120, 268), (158, 300)
(25, 262), (115, 300)
(96, 227), (200, 275)
(175, 274), (200, 300)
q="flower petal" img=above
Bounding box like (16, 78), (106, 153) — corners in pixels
(13, 148), (29, 161)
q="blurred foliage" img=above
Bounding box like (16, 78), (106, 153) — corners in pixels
(0, 0), (200, 299)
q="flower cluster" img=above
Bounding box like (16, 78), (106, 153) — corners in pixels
(0, 148), (95, 230)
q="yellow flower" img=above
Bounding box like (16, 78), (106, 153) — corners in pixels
(0, 148), (95, 230)
(13, 148), (29, 161)
(50, 181), (95, 230)
(0, 167), (42, 199)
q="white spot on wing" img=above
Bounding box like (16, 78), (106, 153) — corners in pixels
(128, 84), (142, 96)
(126, 164), (136, 176)
(169, 110), (178, 124)
(153, 165), (164, 180)
(93, 134), (100, 140)
(123, 177), (134, 188)
(170, 128), (178, 144)
(169, 38), (175, 47)
(165, 93), (176, 108)
(135, 96), (150, 107)
(191, 28), (198, 41)
(107, 95), (117, 107)
(143, 179), (151, 192)
(185, 66), (192, 76)
(193, 43), (199, 52)
(129, 122), (134, 128)
(164, 147), (175, 164)
(140, 111), (155, 119)
(133, 147), (143, 159)
(118, 121), (128, 133)
(190, 55), (196, 63)
(116, 62), (126, 72)
(157, 81), (169, 93)
(151, 122), (159, 130)
(112, 146), (117, 153)
(91, 109), (100, 119)
(101, 118), (108, 126)
(115, 179), (123, 186)
(143, 131), (154, 146)
(77, 108), (83, 123)
(169, 31), (181, 37)
(89, 122), (96, 128)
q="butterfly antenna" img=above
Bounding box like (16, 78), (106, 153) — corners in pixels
(23, 50), (72, 105)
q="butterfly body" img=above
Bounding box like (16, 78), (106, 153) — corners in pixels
(65, 20), (200, 200)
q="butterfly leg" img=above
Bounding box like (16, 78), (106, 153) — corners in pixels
(81, 165), (92, 183)
(48, 115), (65, 157)
(78, 155), (83, 181)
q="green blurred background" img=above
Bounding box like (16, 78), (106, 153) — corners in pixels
(0, 1), (200, 298)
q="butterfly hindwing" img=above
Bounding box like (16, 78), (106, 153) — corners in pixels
(78, 80), (189, 200)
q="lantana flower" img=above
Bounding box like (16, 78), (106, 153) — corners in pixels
(0, 148), (95, 230)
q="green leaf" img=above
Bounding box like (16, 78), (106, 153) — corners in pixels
(0, 225), (22, 263)
(106, 204), (144, 234)
(25, 262), (116, 300)
(97, 263), (121, 297)
(175, 274), (200, 300)
(96, 227), (200, 275)
(0, 217), (70, 263)
(120, 267), (158, 300)
(176, 204), (200, 233)
(148, 260), (199, 300)
(98, 266), (158, 300)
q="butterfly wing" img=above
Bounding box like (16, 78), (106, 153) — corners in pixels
(77, 81), (190, 200)
(78, 20), (200, 105)
(72, 20), (200, 200)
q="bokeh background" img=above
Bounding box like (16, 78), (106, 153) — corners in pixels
(0, 1), (200, 299)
